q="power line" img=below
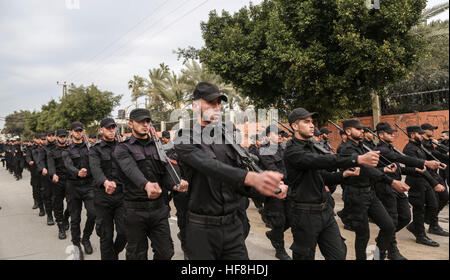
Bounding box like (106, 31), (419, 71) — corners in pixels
(64, 0), (173, 82)
(76, 0), (210, 83)
(69, 0), (195, 83)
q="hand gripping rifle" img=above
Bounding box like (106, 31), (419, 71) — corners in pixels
(395, 123), (446, 169)
(221, 125), (281, 195)
(149, 121), (182, 188)
(328, 120), (394, 170)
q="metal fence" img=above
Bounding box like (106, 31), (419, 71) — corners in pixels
(381, 88), (449, 115)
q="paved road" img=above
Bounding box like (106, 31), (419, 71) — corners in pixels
(0, 168), (281, 260)
(0, 168), (448, 260)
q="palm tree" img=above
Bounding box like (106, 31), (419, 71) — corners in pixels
(128, 75), (146, 102)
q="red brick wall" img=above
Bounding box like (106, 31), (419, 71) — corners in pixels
(322, 110), (449, 151)
(234, 110), (449, 150)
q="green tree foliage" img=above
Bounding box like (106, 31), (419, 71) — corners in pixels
(2, 84), (121, 138)
(129, 61), (250, 122)
(386, 20), (449, 95)
(186, 0), (427, 122)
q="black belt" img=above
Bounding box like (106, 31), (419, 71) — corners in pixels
(124, 199), (164, 210)
(347, 186), (372, 193)
(294, 202), (328, 211)
(187, 211), (236, 226)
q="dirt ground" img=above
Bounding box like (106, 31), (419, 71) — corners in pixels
(246, 188), (449, 260)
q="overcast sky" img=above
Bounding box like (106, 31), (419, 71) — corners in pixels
(0, 0), (448, 130)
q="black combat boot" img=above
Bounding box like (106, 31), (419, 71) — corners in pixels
(47, 213), (55, 226)
(266, 231), (292, 260)
(81, 239), (93, 255)
(57, 223), (66, 240)
(387, 240), (407, 260)
(39, 207), (45, 217)
(416, 235), (440, 247)
(428, 224), (449, 237)
(32, 200), (38, 209)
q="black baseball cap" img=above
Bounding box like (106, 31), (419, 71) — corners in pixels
(38, 133), (46, 140)
(162, 131), (171, 139)
(376, 122), (397, 134)
(130, 108), (151, 122)
(193, 82), (228, 102)
(288, 108), (318, 125)
(88, 134), (97, 139)
(100, 118), (116, 128)
(407, 126), (425, 135)
(70, 122), (84, 131)
(443, 131), (449, 134)
(320, 128), (332, 135)
(46, 130), (55, 136)
(342, 119), (364, 130)
(421, 123), (438, 131)
(56, 129), (68, 137)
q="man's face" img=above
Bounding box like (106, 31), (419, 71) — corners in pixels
(129, 119), (150, 137)
(346, 127), (364, 141)
(379, 131), (395, 144)
(41, 139), (47, 146)
(71, 129), (84, 141)
(425, 129), (434, 138)
(411, 132), (424, 142)
(194, 98), (222, 124)
(322, 133), (329, 141)
(292, 117), (315, 139)
(100, 125), (116, 141)
(46, 134), (55, 143)
(340, 133), (347, 142)
(443, 132), (449, 141)
(57, 136), (67, 145)
(161, 137), (170, 144)
(89, 137), (96, 144)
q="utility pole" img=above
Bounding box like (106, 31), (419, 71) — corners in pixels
(57, 81), (68, 98)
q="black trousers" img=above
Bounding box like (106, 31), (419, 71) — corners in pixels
(375, 183), (411, 250)
(41, 176), (54, 217)
(31, 172), (43, 209)
(289, 203), (346, 260)
(429, 187), (449, 226)
(263, 197), (290, 244)
(408, 185), (439, 235)
(66, 181), (96, 244)
(125, 205), (174, 260)
(52, 180), (67, 224)
(173, 192), (188, 250)
(186, 215), (248, 260)
(345, 187), (395, 260)
(94, 191), (127, 260)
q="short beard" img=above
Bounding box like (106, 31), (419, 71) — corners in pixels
(133, 130), (148, 138)
(57, 140), (66, 145)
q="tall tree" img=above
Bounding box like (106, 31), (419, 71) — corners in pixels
(182, 0), (427, 122)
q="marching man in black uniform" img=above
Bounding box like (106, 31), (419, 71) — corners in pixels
(338, 119), (410, 260)
(62, 122), (96, 259)
(47, 129), (70, 240)
(89, 118), (127, 260)
(259, 124), (291, 260)
(373, 122), (443, 259)
(403, 126), (447, 247)
(115, 109), (189, 260)
(174, 82), (287, 260)
(284, 109), (379, 260)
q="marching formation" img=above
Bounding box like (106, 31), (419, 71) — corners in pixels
(0, 82), (449, 260)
